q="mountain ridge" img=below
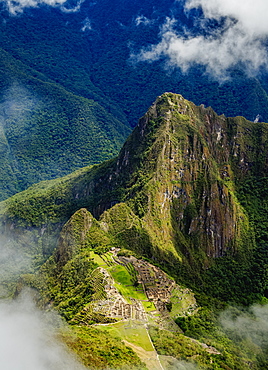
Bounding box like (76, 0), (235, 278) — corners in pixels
(0, 92), (266, 300)
(1, 1), (268, 127)
(2, 0), (268, 202)
(0, 47), (130, 200)
(1, 92), (268, 368)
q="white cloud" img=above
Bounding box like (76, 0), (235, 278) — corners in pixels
(81, 16), (92, 32)
(1, 0), (84, 15)
(0, 290), (86, 370)
(220, 303), (268, 350)
(135, 15), (153, 27)
(61, 0), (85, 14)
(134, 0), (268, 80)
(185, 0), (268, 36)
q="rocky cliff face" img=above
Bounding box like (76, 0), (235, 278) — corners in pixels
(2, 92), (267, 282)
(93, 93), (254, 262)
(12, 94), (268, 370)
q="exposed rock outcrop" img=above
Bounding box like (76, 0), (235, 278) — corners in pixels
(2, 92), (267, 281)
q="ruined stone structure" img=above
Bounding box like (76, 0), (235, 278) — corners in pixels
(91, 267), (147, 321)
(89, 253), (185, 322)
(118, 257), (176, 311)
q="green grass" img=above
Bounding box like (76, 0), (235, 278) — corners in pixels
(109, 265), (148, 301)
(90, 251), (110, 268)
(90, 254), (157, 311)
(113, 283), (148, 302)
(96, 321), (154, 352)
(88, 252), (154, 306)
(142, 301), (156, 313)
(109, 265), (133, 285)
(90, 254), (156, 310)
(102, 252), (114, 263)
(60, 325), (146, 369)
(89, 254), (149, 303)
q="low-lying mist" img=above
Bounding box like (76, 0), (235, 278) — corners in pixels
(0, 239), (33, 298)
(0, 289), (86, 370)
(0, 229), (46, 299)
(221, 303), (268, 351)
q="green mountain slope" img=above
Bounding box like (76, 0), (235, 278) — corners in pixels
(2, 2), (268, 128)
(18, 206), (267, 370)
(1, 92), (268, 368)
(0, 48), (130, 200)
(2, 1), (268, 203)
(1, 92), (267, 301)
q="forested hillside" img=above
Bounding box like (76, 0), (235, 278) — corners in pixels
(0, 0), (268, 200)
(1, 1), (268, 368)
(0, 47), (130, 200)
(2, 92), (268, 369)
(1, 0), (268, 127)
(1, 93), (268, 301)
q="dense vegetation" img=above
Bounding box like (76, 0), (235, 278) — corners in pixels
(1, 93), (268, 368)
(0, 0), (268, 200)
(1, 1), (268, 367)
(0, 47), (130, 200)
(60, 325), (146, 369)
(2, 93), (268, 303)
(17, 204), (268, 370)
(1, 0), (268, 128)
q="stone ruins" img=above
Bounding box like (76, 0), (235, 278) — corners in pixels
(91, 253), (176, 321)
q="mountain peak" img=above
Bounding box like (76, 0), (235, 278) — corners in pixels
(1, 92), (267, 297)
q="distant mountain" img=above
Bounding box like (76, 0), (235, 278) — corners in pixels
(1, 0), (268, 199)
(0, 0), (268, 128)
(1, 2), (268, 367)
(0, 47), (130, 200)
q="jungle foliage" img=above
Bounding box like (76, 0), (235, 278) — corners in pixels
(0, 48), (130, 200)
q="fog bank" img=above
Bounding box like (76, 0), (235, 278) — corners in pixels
(0, 290), (86, 370)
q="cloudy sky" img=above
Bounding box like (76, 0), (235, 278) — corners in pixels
(135, 0), (268, 80)
(3, 0), (268, 81)
(1, 0), (82, 14)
